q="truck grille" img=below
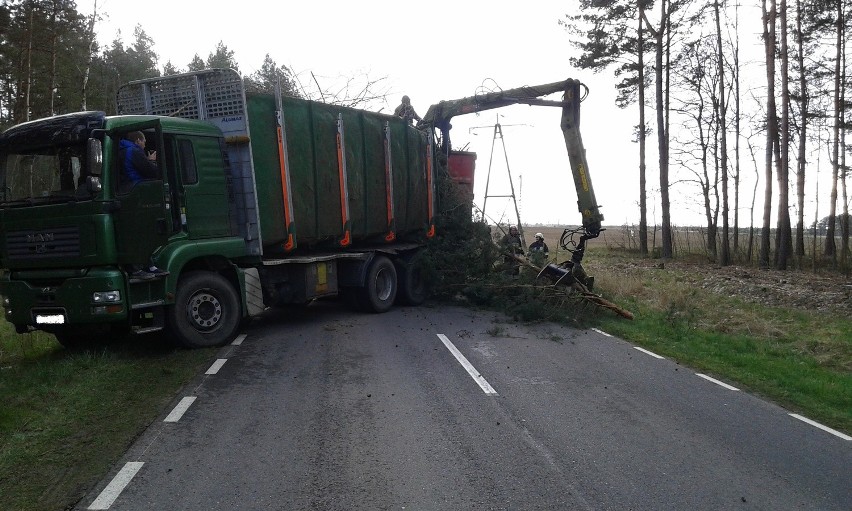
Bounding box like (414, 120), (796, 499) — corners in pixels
(6, 226), (80, 260)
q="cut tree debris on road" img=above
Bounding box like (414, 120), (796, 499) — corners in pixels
(507, 252), (635, 320)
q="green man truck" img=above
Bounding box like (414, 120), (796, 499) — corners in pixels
(0, 68), (437, 349)
(0, 68), (607, 349)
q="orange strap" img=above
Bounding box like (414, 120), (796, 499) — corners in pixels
(336, 119), (351, 247)
(276, 125), (295, 251)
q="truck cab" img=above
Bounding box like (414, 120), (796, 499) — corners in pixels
(0, 112), (248, 348)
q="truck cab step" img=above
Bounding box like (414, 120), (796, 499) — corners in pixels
(132, 326), (164, 335)
(130, 299), (166, 310)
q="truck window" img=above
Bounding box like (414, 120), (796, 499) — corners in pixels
(179, 139), (198, 185)
(0, 144), (87, 204)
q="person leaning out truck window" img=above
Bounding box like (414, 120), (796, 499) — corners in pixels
(117, 130), (169, 279)
(118, 130), (159, 188)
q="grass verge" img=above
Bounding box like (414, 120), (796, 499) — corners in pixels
(0, 327), (216, 511)
(590, 256), (851, 434)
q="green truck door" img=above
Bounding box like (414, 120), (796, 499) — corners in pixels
(113, 180), (170, 266)
(111, 128), (171, 267)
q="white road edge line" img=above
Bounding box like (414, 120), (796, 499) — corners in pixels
(591, 328), (612, 337)
(206, 359), (227, 375)
(164, 396), (197, 423)
(232, 333), (247, 346)
(87, 461), (144, 510)
(634, 346), (665, 359)
(437, 334), (498, 396)
(789, 413), (852, 441)
(695, 373), (740, 391)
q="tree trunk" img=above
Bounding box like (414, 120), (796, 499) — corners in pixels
(733, 1), (742, 258)
(760, 0), (777, 268)
(841, 24), (849, 269)
(81, 1), (98, 111)
(24, 2), (34, 122)
(638, 1), (649, 256)
(823, 0), (841, 263)
(776, 0), (792, 270)
(657, 0), (673, 259)
(50, 0), (58, 116)
(710, 102), (720, 259)
(715, 0), (731, 266)
(794, 0), (807, 261)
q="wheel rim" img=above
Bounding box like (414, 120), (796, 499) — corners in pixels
(187, 290), (223, 331)
(374, 267), (393, 301)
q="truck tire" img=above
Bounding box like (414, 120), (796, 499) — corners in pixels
(167, 271), (241, 348)
(357, 255), (397, 313)
(395, 257), (427, 306)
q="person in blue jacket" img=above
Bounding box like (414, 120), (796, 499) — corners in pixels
(119, 131), (159, 185)
(118, 131), (168, 279)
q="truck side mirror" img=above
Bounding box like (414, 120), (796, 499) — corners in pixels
(87, 138), (103, 176)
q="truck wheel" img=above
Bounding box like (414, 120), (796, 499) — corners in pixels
(395, 258), (427, 306)
(357, 255), (397, 313)
(167, 271), (241, 348)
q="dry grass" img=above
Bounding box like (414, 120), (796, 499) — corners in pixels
(519, 222), (851, 367)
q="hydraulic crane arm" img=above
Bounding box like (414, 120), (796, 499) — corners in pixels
(418, 79), (603, 237)
(418, 80), (570, 134)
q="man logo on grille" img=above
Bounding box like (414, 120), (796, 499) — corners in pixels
(26, 232), (54, 243)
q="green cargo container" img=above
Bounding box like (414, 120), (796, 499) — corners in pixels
(246, 94), (431, 255)
(116, 68), (436, 258)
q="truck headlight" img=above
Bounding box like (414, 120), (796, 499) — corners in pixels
(2, 296), (8, 307)
(92, 290), (121, 303)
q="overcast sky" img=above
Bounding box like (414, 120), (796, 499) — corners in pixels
(78, 0), (683, 228)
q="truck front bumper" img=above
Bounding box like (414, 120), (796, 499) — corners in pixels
(0, 267), (128, 330)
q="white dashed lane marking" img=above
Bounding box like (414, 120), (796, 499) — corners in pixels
(789, 414), (851, 441)
(87, 461), (144, 510)
(163, 396), (197, 423)
(695, 373), (740, 391)
(634, 346), (665, 359)
(205, 358), (228, 375)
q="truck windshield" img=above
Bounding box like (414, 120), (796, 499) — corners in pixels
(0, 143), (89, 206)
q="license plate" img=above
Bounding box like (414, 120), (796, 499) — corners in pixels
(35, 314), (65, 325)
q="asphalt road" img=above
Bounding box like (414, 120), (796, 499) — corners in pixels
(79, 301), (851, 511)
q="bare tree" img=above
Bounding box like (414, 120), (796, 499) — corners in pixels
(840, 29), (849, 269)
(672, 36), (719, 259)
(292, 70), (390, 110)
(714, 0), (731, 265)
(23, 1), (35, 121)
(746, 130), (762, 262)
(638, 0), (650, 256)
(79, 0), (97, 110)
(776, 0), (793, 269)
(731, 0), (742, 258)
(760, 0), (778, 268)
(642, 0), (677, 259)
(823, 0), (844, 263)
(793, 0), (808, 261)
